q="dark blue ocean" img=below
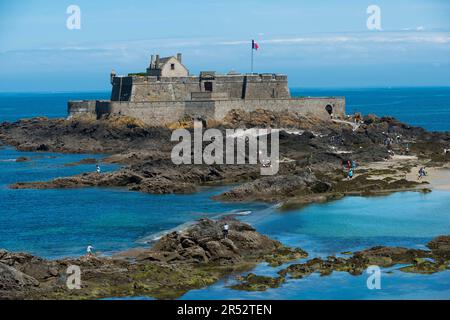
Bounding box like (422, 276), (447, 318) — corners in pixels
(0, 88), (449, 299)
(1, 87), (449, 131)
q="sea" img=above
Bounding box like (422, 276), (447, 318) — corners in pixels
(0, 87), (449, 299)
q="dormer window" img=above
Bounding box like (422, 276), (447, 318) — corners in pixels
(171, 63), (175, 70)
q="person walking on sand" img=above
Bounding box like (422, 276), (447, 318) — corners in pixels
(222, 223), (229, 239)
(418, 167), (425, 180)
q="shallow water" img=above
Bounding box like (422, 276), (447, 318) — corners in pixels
(180, 267), (450, 300)
(180, 191), (450, 300)
(0, 147), (268, 259)
(243, 191), (450, 257)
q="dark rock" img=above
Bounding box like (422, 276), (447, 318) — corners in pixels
(229, 273), (285, 291)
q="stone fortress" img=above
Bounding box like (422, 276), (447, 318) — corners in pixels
(68, 53), (345, 126)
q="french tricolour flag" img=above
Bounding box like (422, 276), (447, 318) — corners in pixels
(252, 40), (259, 50)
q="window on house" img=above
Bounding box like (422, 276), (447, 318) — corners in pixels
(171, 64), (175, 70)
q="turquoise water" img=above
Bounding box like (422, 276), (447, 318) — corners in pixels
(181, 266), (450, 300)
(244, 191), (450, 257)
(0, 147), (268, 259)
(180, 191), (450, 299)
(0, 89), (449, 299)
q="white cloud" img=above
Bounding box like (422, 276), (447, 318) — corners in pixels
(218, 31), (450, 46)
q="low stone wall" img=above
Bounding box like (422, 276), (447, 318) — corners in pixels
(214, 97), (346, 121)
(99, 101), (186, 126)
(68, 96), (346, 126)
(67, 100), (97, 116)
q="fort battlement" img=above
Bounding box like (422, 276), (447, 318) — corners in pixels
(68, 53), (345, 126)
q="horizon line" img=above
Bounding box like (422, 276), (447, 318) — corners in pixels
(1, 85), (450, 95)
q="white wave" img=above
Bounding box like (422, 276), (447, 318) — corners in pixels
(135, 209), (255, 244)
(136, 220), (196, 244)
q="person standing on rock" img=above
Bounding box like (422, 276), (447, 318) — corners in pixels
(223, 223), (229, 239)
(348, 169), (354, 180)
(86, 245), (94, 257)
(96, 164), (101, 174)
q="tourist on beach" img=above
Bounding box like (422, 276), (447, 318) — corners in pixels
(96, 164), (101, 174)
(86, 245), (94, 257)
(222, 223), (229, 239)
(418, 167), (426, 180)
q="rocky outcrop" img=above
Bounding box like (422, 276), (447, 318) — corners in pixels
(131, 218), (306, 265)
(215, 172), (317, 202)
(229, 273), (286, 291)
(232, 236), (450, 291)
(1, 114), (448, 203)
(0, 218), (304, 299)
(1, 224), (449, 298)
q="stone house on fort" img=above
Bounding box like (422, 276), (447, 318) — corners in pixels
(68, 53), (345, 126)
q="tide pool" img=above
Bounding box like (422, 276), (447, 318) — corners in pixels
(243, 191), (450, 258)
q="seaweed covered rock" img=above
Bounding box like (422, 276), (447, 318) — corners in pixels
(229, 273), (285, 291)
(151, 218), (282, 264)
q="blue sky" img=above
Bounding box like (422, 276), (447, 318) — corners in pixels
(0, 0), (449, 91)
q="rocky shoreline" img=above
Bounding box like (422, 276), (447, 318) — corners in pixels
(0, 217), (448, 299)
(1, 111), (448, 205)
(231, 236), (450, 292)
(0, 110), (449, 299)
(0, 217), (307, 299)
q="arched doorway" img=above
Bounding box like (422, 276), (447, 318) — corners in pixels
(325, 105), (333, 119)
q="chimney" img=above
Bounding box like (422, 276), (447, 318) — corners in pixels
(150, 55), (155, 68)
(155, 55), (160, 68)
(110, 69), (116, 85)
(177, 53), (182, 64)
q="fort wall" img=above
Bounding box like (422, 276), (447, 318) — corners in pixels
(67, 100), (97, 116)
(96, 100), (186, 126)
(213, 97), (345, 121)
(69, 96), (345, 126)
(110, 74), (291, 103)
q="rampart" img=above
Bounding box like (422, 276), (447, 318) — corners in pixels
(68, 54), (346, 127)
(71, 97), (345, 127)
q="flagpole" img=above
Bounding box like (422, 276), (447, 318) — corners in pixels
(251, 40), (254, 74)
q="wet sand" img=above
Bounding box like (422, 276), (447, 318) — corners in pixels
(407, 166), (450, 191)
(360, 155), (450, 191)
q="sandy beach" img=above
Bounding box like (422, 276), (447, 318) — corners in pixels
(407, 166), (450, 191)
(359, 155), (450, 191)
